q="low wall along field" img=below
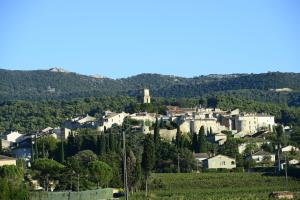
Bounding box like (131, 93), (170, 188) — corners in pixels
(30, 188), (113, 200)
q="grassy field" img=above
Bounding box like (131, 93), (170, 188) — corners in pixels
(128, 173), (300, 200)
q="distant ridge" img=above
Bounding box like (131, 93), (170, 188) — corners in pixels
(0, 69), (300, 104)
(49, 67), (69, 73)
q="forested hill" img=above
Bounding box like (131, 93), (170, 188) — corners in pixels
(1, 69), (300, 103)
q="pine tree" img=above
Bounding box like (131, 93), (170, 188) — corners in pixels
(198, 126), (207, 153)
(141, 134), (155, 197)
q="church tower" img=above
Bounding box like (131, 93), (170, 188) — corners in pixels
(143, 88), (151, 104)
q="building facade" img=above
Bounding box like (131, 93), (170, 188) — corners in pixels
(203, 155), (236, 169)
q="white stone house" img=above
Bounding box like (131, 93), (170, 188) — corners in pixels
(248, 150), (275, 163)
(202, 155), (236, 169)
(234, 113), (275, 136)
(98, 111), (129, 132)
(289, 159), (300, 165)
(4, 131), (23, 143)
(281, 145), (299, 153)
(129, 112), (157, 124)
(51, 128), (72, 140)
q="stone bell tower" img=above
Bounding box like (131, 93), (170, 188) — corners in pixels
(143, 88), (151, 104)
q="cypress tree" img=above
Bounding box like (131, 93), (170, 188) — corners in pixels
(100, 134), (106, 156)
(109, 132), (116, 152)
(31, 138), (34, 161)
(141, 134), (155, 197)
(34, 134), (38, 159)
(42, 138), (45, 158)
(153, 117), (160, 149)
(175, 126), (182, 149)
(96, 135), (101, 155)
(198, 126), (207, 153)
(192, 132), (198, 153)
(60, 138), (65, 163)
(66, 134), (77, 157)
(133, 158), (142, 191)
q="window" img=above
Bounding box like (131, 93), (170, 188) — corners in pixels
(231, 161), (235, 165)
(221, 161), (226, 165)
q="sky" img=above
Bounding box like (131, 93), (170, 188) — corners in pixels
(0, 0), (300, 78)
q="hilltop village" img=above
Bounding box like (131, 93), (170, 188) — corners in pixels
(1, 89), (299, 174)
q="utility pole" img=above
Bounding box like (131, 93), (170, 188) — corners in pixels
(123, 131), (128, 200)
(285, 154), (288, 191)
(177, 152), (180, 173)
(70, 175), (72, 191)
(277, 144), (281, 175)
(77, 174), (79, 192)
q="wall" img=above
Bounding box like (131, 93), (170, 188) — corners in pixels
(0, 159), (16, 166)
(204, 155), (236, 169)
(159, 129), (177, 141)
(30, 188), (113, 200)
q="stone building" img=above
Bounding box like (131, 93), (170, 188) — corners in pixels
(143, 88), (151, 104)
(202, 155), (236, 169)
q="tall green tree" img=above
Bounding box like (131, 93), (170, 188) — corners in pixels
(0, 178), (9, 200)
(97, 134), (106, 156)
(291, 127), (300, 147)
(175, 126), (182, 149)
(219, 137), (239, 158)
(141, 134), (155, 197)
(192, 132), (198, 153)
(66, 134), (77, 157)
(0, 139), (2, 153)
(198, 126), (207, 153)
(32, 158), (64, 191)
(34, 134), (38, 159)
(109, 132), (116, 152)
(88, 160), (113, 188)
(153, 117), (160, 150)
(60, 140), (65, 163)
(275, 125), (287, 146)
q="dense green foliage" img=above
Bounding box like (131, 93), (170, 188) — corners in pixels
(1, 70), (300, 105)
(0, 165), (29, 200)
(128, 173), (300, 200)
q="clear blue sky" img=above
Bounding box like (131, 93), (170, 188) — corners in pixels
(0, 0), (299, 78)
